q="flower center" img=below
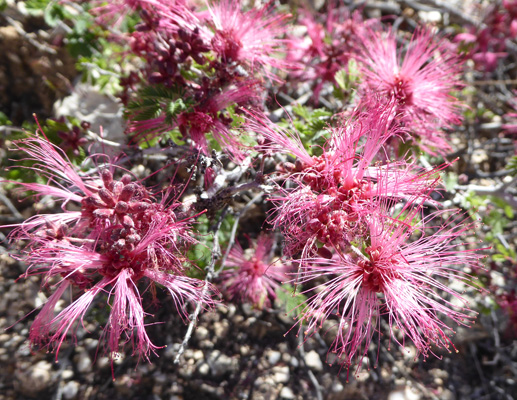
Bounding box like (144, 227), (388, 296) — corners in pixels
(392, 74), (413, 106)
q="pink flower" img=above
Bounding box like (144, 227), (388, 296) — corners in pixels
(199, 0), (294, 81)
(250, 105), (448, 258)
(220, 234), (289, 309)
(286, 6), (375, 101)
(129, 84), (257, 161)
(358, 29), (463, 154)
(4, 135), (216, 365)
(293, 201), (484, 378)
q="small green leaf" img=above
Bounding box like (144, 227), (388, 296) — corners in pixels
(276, 284), (307, 318)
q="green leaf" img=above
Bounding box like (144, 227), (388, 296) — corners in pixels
(276, 284), (307, 318)
(507, 156), (517, 177)
(0, 111), (12, 126)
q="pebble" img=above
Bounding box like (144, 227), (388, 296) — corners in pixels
(272, 366), (290, 383)
(304, 350), (323, 371)
(207, 350), (236, 377)
(62, 381), (80, 400)
(213, 320), (229, 338)
(75, 351), (92, 373)
(195, 326), (209, 341)
(279, 386), (295, 399)
(388, 386), (421, 400)
(15, 360), (53, 396)
(267, 350), (281, 365)
(61, 369), (74, 380)
(198, 362), (210, 375)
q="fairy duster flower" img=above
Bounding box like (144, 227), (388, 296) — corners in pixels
(250, 105), (448, 259)
(4, 134), (216, 365)
(220, 234), (289, 309)
(200, 0), (294, 80)
(358, 29), (463, 153)
(293, 200), (484, 378)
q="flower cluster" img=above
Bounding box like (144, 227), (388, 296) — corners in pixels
(251, 103), (484, 376)
(357, 29), (463, 154)
(455, 0), (517, 73)
(94, 0), (295, 161)
(1, 0), (491, 382)
(286, 6), (374, 102)
(220, 234), (289, 309)
(5, 134), (216, 365)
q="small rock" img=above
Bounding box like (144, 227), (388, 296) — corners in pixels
(272, 366), (290, 383)
(15, 361), (53, 396)
(290, 357), (299, 368)
(198, 362), (210, 375)
(304, 350), (323, 371)
(62, 381), (80, 400)
(75, 351), (92, 373)
(332, 382), (344, 393)
(388, 386), (421, 400)
(240, 345), (250, 356)
(417, 10), (442, 23)
(192, 350), (204, 361)
(207, 350), (236, 377)
(61, 369), (74, 380)
(267, 350), (281, 365)
(213, 320), (229, 337)
(280, 386), (295, 399)
(195, 326), (209, 341)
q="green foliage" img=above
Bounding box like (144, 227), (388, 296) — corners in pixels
(0, 111), (12, 126)
(484, 196), (513, 241)
(492, 239), (516, 263)
(282, 105), (331, 155)
(187, 213), (236, 272)
(507, 156), (517, 177)
(25, 0), (72, 26)
(276, 284), (307, 319)
(462, 191), (514, 262)
(334, 59), (360, 101)
(442, 171), (459, 192)
(127, 86), (191, 124)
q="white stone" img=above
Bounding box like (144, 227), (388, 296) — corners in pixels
(304, 350), (323, 371)
(418, 11), (442, 23)
(272, 366), (290, 383)
(207, 350), (235, 377)
(198, 362), (210, 376)
(267, 350), (281, 365)
(195, 326), (209, 341)
(76, 351), (92, 373)
(280, 386), (295, 399)
(62, 381), (80, 400)
(53, 83), (125, 156)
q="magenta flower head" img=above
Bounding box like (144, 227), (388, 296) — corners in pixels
(357, 28), (464, 153)
(249, 104), (448, 259)
(287, 6), (375, 101)
(200, 0), (294, 81)
(293, 200), (485, 379)
(3, 133), (216, 368)
(219, 234), (289, 309)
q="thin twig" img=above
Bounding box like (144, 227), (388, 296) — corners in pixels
(216, 193), (264, 276)
(173, 206), (229, 364)
(0, 185), (23, 220)
(297, 334), (323, 400)
(456, 177), (517, 208)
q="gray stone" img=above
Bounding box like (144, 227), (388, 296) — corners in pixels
(304, 350), (323, 371)
(62, 381), (80, 400)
